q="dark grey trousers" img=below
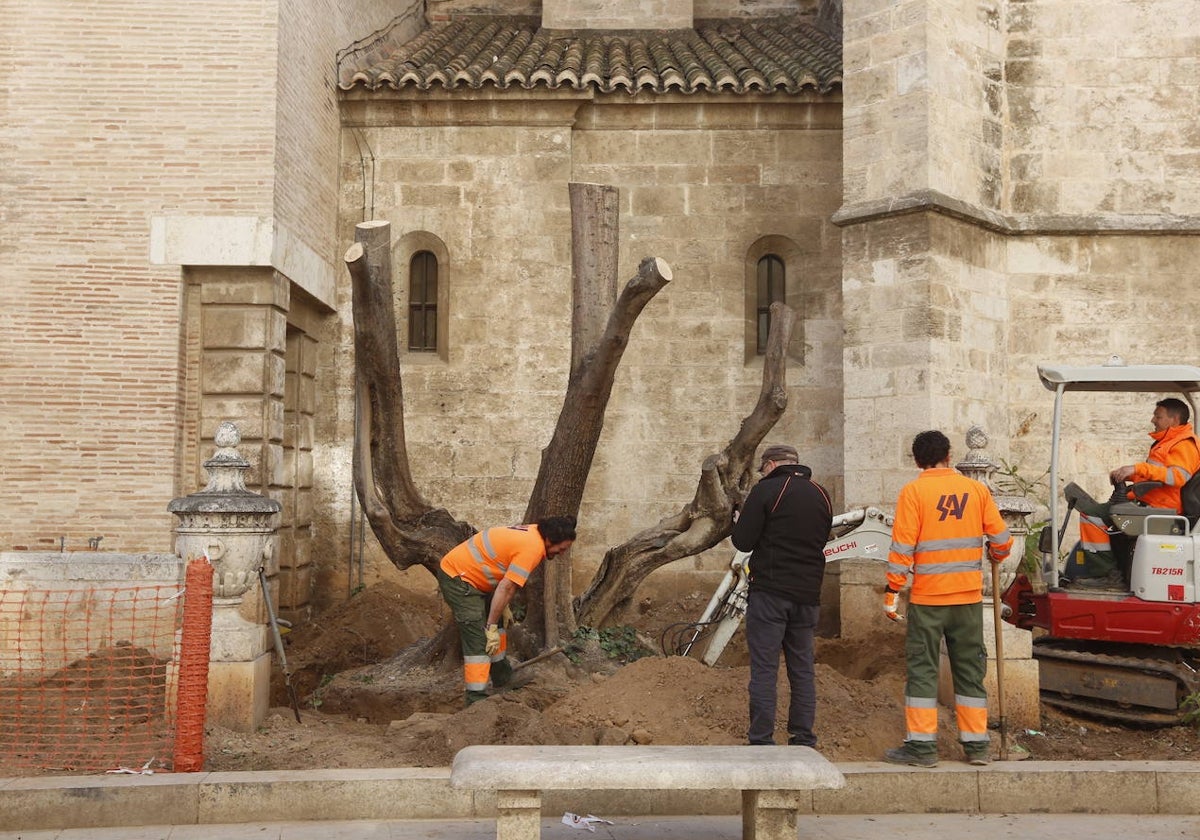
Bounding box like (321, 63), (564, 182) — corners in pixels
(745, 587), (819, 746)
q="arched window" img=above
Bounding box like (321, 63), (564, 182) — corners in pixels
(408, 251), (438, 352)
(756, 254), (786, 355)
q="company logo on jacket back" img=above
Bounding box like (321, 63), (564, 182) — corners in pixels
(936, 493), (969, 521)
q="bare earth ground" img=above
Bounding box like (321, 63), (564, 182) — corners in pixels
(203, 578), (1200, 771)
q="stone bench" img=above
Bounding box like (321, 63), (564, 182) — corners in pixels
(449, 744), (845, 840)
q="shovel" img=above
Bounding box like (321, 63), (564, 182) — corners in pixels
(991, 562), (1008, 760)
(260, 566), (302, 723)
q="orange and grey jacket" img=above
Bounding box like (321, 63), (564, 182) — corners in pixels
(439, 525), (547, 594)
(886, 468), (1013, 606)
(1127, 423), (1200, 512)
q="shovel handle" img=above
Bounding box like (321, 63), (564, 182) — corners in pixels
(991, 562), (1008, 760)
(260, 567), (302, 723)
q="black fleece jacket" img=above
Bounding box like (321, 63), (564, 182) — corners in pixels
(731, 463), (834, 605)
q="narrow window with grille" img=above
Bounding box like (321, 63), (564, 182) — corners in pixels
(408, 250), (438, 352)
(756, 254), (785, 355)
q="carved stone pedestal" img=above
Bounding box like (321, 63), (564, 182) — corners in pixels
(168, 421), (281, 732)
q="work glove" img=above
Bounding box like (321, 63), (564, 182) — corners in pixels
(883, 589), (903, 622)
(484, 624), (502, 655)
(501, 604), (514, 629)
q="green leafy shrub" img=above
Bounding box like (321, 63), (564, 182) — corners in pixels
(1182, 691), (1200, 729)
(565, 625), (653, 664)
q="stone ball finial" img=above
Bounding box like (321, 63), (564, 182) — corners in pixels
(965, 424), (988, 452)
(214, 421), (241, 449)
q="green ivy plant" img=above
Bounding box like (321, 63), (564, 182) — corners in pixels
(309, 673), (336, 710)
(1182, 691), (1200, 730)
(990, 458), (1053, 574)
(565, 625), (653, 664)
(992, 458), (1050, 500)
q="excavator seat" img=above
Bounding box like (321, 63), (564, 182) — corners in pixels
(1109, 500), (1181, 536)
(1108, 472), (1200, 536)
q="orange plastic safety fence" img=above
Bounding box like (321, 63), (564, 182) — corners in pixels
(172, 557), (213, 773)
(0, 582), (183, 774)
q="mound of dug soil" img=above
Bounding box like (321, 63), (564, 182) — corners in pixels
(204, 579), (1200, 771)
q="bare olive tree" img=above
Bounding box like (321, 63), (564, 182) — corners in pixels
(344, 184), (796, 652)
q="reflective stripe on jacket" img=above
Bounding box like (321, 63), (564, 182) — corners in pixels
(1129, 423), (1200, 512)
(439, 525), (546, 594)
(886, 468), (1013, 606)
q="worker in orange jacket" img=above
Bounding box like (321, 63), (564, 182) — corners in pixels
(1066, 397), (1200, 588)
(437, 516), (576, 705)
(882, 430), (1012, 768)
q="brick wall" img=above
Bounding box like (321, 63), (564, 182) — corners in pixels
(0, 0), (406, 555)
(335, 105), (581, 538)
(0, 0), (280, 553)
(8, 0), (1200, 603)
(277, 0), (419, 258)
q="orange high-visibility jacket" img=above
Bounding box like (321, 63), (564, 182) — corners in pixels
(886, 468), (1013, 606)
(1128, 423), (1200, 512)
(439, 525), (547, 594)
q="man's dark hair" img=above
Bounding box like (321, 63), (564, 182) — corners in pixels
(911, 430), (951, 469)
(1157, 397), (1191, 425)
(537, 515), (577, 543)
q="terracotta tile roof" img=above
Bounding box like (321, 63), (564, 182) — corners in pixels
(338, 16), (841, 96)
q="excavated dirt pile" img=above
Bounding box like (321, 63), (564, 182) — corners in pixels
(202, 578), (1200, 771)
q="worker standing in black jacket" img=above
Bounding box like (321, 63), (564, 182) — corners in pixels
(732, 444), (834, 746)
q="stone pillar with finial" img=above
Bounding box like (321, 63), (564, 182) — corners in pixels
(168, 421), (281, 732)
(935, 424), (1041, 731)
(955, 425), (1037, 597)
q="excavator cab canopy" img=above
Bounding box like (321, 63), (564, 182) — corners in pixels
(1040, 356), (1200, 586)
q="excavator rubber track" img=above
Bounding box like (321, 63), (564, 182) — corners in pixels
(1034, 639), (1200, 726)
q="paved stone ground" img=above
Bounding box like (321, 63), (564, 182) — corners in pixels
(4, 814), (1200, 839)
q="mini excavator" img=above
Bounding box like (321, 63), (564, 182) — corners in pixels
(1002, 359), (1200, 724)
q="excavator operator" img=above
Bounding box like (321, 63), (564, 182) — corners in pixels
(1065, 397), (1200, 588)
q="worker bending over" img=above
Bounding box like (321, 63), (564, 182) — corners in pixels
(437, 516), (577, 706)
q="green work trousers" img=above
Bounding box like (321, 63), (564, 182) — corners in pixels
(436, 568), (512, 705)
(904, 601), (989, 756)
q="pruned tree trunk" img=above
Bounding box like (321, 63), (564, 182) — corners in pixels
(344, 220), (473, 574)
(523, 253), (672, 644)
(573, 302), (798, 627)
(540, 183), (620, 645)
(569, 183), (620, 372)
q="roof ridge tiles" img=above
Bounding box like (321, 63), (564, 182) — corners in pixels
(338, 14), (842, 96)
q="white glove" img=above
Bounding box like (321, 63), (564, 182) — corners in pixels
(884, 590), (903, 622)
